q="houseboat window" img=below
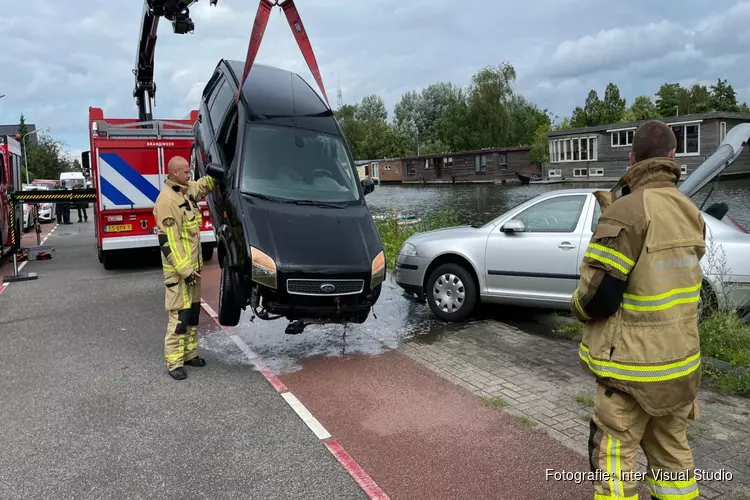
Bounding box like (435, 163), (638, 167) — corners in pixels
(720, 122), (727, 142)
(498, 153), (507, 169)
(573, 168), (587, 177)
(572, 139), (580, 161)
(513, 195), (587, 233)
(406, 161), (415, 175)
(549, 136), (598, 162)
(681, 165), (688, 175)
(474, 155), (487, 173)
(671, 123), (700, 155)
(611, 129), (634, 147)
(588, 168), (604, 177)
(588, 138), (596, 160)
(580, 138), (589, 160)
(548, 168), (562, 178)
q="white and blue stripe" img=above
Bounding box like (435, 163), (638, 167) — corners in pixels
(98, 152), (162, 208)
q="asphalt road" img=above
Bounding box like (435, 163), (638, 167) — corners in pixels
(0, 222), (367, 500)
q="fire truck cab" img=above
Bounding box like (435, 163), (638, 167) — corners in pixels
(87, 107), (216, 270)
(1, 135), (24, 261)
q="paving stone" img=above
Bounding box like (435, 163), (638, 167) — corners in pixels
(402, 318), (750, 497)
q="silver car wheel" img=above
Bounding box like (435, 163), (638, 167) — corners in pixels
(432, 272), (465, 313)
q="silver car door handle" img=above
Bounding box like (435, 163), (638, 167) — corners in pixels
(558, 242), (576, 250)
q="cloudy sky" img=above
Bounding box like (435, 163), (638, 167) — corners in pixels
(1, 0), (749, 161)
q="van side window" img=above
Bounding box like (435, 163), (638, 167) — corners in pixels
(202, 70), (223, 102)
(208, 80), (234, 134)
(217, 104), (239, 166)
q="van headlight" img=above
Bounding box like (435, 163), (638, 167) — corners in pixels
(371, 250), (385, 288)
(399, 242), (417, 257)
(251, 247), (277, 289)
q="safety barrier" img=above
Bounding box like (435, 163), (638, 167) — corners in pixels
(3, 188), (97, 284)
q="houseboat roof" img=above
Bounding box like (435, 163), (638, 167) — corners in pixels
(400, 146), (531, 162)
(547, 111), (750, 138)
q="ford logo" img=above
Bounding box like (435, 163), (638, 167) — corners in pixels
(320, 283), (336, 293)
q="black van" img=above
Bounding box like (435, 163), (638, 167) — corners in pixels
(191, 60), (384, 333)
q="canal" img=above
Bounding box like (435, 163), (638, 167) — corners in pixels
(365, 177), (750, 229)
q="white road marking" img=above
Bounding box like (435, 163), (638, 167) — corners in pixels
(281, 392), (332, 440)
(229, 334), (259, 360)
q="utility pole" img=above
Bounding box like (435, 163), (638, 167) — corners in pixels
(336, 74), (343, 110)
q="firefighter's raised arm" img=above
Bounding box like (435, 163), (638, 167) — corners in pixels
(188, 176), (215, 201)
(155, 202), (194, 279)
(571, 200), (647, 322)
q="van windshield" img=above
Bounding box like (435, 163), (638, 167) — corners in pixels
(239, 123), (361, 205)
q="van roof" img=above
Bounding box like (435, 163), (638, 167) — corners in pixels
(223, 61), (332, 121)
(60, 172), (85, 178)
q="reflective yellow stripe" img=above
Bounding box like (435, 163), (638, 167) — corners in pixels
(165, 226), (189, 272)
(181, 281), (191, 310)
(647, 476), (699, 499)
(573, 288), (591, 320)
(586, 243), (635, 275)
(206, 177), (215, 190)
(622, 283), (701, 312)
(183, 220), (200, 229)
(579, 344), (700, 382)
(594, 494), (638, 500)
(181, 227), (192, 264)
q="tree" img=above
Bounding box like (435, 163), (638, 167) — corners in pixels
(622, 95), (660, 122)
(24, 131), (77, 181)
(709, 78), (739, 112)
(600, 83), (626, 124)
(354, 94), (388, 123)
(655, 83), (685, 117)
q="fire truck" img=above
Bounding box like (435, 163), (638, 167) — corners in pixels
(86, 1), (219, 270)
(87, 0), (327, 270)
(0, 135), (24, 261)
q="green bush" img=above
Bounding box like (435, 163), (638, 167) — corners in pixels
(374, 206), (463, 269)
(699, 310), (750, 367)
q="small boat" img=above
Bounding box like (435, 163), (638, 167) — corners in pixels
(371, 213), (422, 225)
(516, 172), (542, 184)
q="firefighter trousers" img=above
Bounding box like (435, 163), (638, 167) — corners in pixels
(164, 275), (202, 370)
(588, 381), (699, 500)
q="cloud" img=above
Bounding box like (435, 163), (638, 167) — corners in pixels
(1, 0), (749, 157)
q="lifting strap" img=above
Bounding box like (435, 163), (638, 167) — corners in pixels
(236, 0), (329, 106)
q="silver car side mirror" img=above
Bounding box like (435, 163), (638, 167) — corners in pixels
(501, 219), (525, 233)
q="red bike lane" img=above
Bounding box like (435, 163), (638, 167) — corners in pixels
(199, 260), (595, 499)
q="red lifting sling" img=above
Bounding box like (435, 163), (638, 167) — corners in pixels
(236, 0), (329, 106)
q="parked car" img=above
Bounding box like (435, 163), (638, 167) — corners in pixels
(193, 60), (384, 334)
(396, 126), (750, 322)
(21, 184), (54, 230)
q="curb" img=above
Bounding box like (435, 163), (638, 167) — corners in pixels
(200, 300), (390, 500)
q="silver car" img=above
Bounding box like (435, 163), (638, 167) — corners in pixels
(396, 126), (750, 322)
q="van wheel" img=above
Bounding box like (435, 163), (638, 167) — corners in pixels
(201, 243), (214, 262)
(218, 257), (242, 327)
(426, 263), (477, 322)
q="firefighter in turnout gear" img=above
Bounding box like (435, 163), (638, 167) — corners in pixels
(571, 120), (706, 500)
(153, 155), (215, 380)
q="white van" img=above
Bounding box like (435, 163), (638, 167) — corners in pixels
(60, 171), (86, 189)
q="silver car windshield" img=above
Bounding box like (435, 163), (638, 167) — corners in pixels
(240, 123), (361, 204)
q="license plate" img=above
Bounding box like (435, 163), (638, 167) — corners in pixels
(104, 224), (132, 233)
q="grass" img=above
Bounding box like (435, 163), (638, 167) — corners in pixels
(573, 392), (595, 407)
(515, 415), (537, 427)
(373, 206), (464, 269)
(482, 396), (509, 409)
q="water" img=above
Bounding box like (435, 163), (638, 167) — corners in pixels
(365, 178), (750, 229)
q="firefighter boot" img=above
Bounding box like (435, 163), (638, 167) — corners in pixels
(169, 367), (187, 380)
(185, 356), (206, 367)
